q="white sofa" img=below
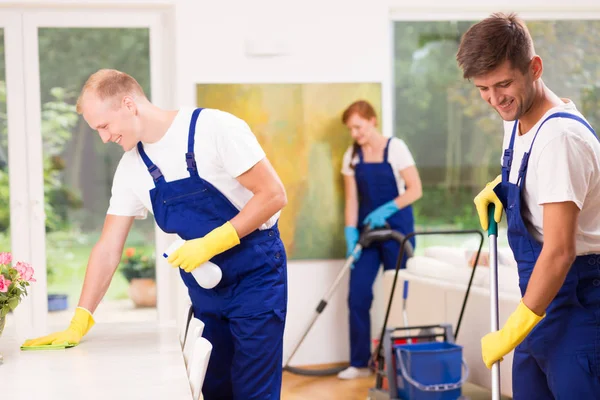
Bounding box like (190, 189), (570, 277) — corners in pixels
(381, 245), (521, 398)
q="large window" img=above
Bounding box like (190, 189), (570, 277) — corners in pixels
(0, 10), (169, 335)
(393, 18), (600, 247)
(36, 27), (157, 320)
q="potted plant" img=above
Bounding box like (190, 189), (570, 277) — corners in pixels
(119, 248), (156, 308)
(0, 251), (36, 363)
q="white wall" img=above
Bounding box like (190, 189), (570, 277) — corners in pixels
(172, 0), (394, 136)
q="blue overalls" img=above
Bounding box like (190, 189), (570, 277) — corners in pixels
(137, 108), (288, 400)
(494, 112), (600, 398)
(348, 138), (416, 367)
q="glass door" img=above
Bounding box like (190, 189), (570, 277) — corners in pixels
(20, 9), (174, 335)
(0, 12), (33, 338)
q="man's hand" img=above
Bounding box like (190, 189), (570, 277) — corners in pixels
(481, 300), (544, 368)
(474, 175), (503, 231)
(21, 214), (134, 350)
(167, 221), (240, 272)
(21, 307), (95, 348)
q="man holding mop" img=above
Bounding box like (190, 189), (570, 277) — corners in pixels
(457, 12), (600, 397)
(21, 69), (288, 400)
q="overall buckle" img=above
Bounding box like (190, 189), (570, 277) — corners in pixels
(186, 152), (197, 170)
(502, 149), (513, 169)
(518, 152), (531, 176)
(148, 164), (163, 182)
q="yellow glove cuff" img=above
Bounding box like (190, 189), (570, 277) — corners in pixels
(481, 301), (544, 369)
(506, 300), (545, 337)
(71, 306), (96, 337)
(167, 222), (241, 272)
(208, 221), (241, 253)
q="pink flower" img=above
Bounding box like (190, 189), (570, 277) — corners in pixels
(15, 261), (36, 282)
(0, 275), (11, 292)
(0, 252), (12, 265)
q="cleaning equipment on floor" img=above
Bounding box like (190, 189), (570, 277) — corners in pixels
(487, 205), (502, 400)
(283, 226), (415, 377)
(368, 228), (484, 400)
(163, 237), (222, 289)
(396, 340), (466, 400)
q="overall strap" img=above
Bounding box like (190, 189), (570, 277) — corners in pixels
(544, 112), (597, 139)
(384, 138), (392, 162)
(137, 142), (165, 184)
(517, 112), (598, 186)
(501, 121), (518, 182)
(186, 108), (204, 176)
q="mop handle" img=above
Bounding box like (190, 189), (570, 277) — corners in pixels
(488, 204), (501, 400)
(487, 204), (498, 236)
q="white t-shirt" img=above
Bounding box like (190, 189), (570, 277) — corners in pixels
(341, 137), (416, 195)
(107, 107), (279, 230)
(501, 100), (600, 254)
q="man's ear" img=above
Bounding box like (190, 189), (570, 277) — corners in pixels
(530, 55), (543, 81)
(122, 96), (137, 114)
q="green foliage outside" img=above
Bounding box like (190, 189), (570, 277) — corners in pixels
(0, 28), (154, 301)
(395, 20), (600, 231)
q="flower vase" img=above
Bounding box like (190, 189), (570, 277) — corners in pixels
(0, 315), (5, 364)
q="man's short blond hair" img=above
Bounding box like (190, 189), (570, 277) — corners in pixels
(76, 69), (146, 114)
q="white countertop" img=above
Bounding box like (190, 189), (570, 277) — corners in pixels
(0, 318), (193, 400)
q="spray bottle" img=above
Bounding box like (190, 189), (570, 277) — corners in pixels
(163, 237), (222, 289)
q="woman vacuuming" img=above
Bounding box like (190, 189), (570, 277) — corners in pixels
(338, 100), (422, 379)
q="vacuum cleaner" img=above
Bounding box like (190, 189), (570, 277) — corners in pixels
(283, 225), (415, 376)
(368, 228), (485, 399)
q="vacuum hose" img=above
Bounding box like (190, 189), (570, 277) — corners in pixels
(282, 226), (414, 376)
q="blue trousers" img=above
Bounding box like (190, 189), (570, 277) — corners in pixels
(188, 239), (287, 400)
(512, 346), (600, 399)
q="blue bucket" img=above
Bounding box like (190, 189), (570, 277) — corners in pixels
(394, 342), (468, 400)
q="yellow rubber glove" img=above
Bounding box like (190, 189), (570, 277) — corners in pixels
(481, 300), (545, 369)
(474, 174), (503, 231)
(21, 307), (95, 348)
(168, 221), (240, 273)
